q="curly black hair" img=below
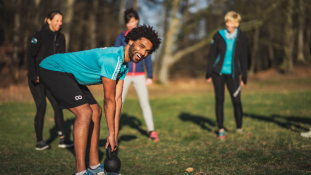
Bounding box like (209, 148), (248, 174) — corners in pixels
(124, 25), (161, 54)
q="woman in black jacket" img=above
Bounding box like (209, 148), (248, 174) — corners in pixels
(206, 11), (248, 140)
(27, 10), (73, 150)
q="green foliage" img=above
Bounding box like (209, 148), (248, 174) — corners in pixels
(1, 89), (311, 174)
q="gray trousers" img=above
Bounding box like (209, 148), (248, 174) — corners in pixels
(122, 75), (154, 131)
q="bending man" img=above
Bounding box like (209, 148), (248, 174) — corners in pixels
(38, 25), (161, 175)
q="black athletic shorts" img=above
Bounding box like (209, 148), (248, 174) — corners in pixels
(38, 67), (98, 109)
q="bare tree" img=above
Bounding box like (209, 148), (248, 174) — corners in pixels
(281, 0), (294, 73)
(12, 0), (22, 79)
(297, 0), (305, 62)
(62, 0), (76, 52)
(87, 0), (98, 49)
(133, 0), (138, 10)
(118, 0), (126, 32)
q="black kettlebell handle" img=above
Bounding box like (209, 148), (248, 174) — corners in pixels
(107, 145), (114, 160)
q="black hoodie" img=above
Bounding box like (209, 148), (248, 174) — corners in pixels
(27, 25), (66, 83)
(205, 28), (248, 84)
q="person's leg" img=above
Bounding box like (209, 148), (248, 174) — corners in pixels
(28, 79), (47, 143)
(69, 104), (93, 173)
(45, 88), (66, 138)
(225, 75), (243, 130)
(88, 104), (102, 167)
(212, 73), (226, 132)
(132, 75), (154, 132)
(121, 76), (132, 104)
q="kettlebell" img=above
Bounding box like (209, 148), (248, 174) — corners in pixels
(104, 145), (121, 173)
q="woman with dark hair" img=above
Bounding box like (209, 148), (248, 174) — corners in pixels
(115, 8), (159, 142)
(27, 10), (73, 150)
(206, 11), (248, 140)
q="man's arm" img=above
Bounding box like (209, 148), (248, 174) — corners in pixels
(102, 76), (117, 151)
(114, 79), (124, 146)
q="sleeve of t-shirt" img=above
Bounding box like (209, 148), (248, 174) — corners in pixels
(100, 55), (122, 80)
(117, 65), (128, 81)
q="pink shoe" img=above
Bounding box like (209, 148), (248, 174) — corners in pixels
(150, 131), (160, 142)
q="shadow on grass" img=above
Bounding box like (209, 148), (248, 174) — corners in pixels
(46, 116), (137, 164)
(119, 113), (149, 138)
(46, 118), (75, 145)
(244, 113), (310, 132)
(178, 112), (216, 132)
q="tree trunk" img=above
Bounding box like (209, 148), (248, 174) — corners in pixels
(12, 0), (22, 79)
(297, 0), (305, 62)
(62, 0), (76, 52)
(33, 0), (42, 32)
(23, 6), (32, 65)
(118, 0), (125, 33)
(133, 0), (138, 10)
(154, 1), (171, 80)
(103, 1), (111, 47)
(267, 25), (275, 67)
(158, 0), (180, 84)
(87, 0), (98, 49)
(249, 28), (259, 74)
(281, 0), (294, 73)
(158, 56), (173, 84)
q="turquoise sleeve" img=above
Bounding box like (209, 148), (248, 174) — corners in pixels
(100, 57), (121, 80)
(118, 66), (128, 80)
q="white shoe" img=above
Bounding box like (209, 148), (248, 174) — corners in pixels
(301, 130), (311, 138)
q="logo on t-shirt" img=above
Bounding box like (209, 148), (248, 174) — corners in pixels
(75, 95), (82, 100)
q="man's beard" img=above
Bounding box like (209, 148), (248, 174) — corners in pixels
(128, 43), (136, 62)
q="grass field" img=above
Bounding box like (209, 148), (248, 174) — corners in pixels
(1, 78), (311, 174)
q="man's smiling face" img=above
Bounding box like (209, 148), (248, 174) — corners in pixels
(128, 37), (153, 63)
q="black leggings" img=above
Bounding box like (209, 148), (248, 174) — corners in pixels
(28, 78), (66, 142)
(212, 73), (243, 129)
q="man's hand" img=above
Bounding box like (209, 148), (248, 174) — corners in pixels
(206, 77), (212, 83)
(105, 133), (117, 151)
(240, 81), (245, 86)
(146, 78), (153, 86)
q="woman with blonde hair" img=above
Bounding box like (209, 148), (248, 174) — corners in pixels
(27, 10), (73, 150)
(206, 11), (248, 140)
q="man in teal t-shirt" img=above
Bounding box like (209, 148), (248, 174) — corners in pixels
(39, 25), (161, 175)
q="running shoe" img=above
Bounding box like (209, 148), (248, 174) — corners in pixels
(35, 140), (50, 150)
(217, 131), (226, 140)
(236, 129), (243, 134)
(150, 131), (160, 142)
(72, 171), (93, 175)
(87, 164), (106, 175)
(301, 130), (311, 138)
(59, 137), (74, 148)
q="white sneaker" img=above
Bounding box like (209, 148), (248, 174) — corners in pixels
(301, 130), (311, 138)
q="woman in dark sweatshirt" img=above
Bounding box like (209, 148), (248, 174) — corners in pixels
(27, 10), (73, 150)
(206, 11), (248, 140)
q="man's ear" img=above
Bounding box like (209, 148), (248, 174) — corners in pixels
(128, 40), (134, 45)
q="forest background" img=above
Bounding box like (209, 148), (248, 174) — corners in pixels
(0, 0), (310, 86)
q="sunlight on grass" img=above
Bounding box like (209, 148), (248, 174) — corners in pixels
(0, 89), (311, 174)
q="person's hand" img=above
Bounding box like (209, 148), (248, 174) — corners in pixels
(206, 77), (212, 83)
(105, 133), (117, 151)
(114, 135), (119, 148)
(146, 78), (153, 86)
(36, 76), (40, 83)
(240, 81), (245, 86)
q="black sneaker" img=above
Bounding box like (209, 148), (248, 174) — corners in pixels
(59, 138), (74, 148)
(35, 140), (50, 150)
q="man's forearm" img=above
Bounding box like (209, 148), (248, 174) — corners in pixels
(104, 98), (116, 135)
(114, 97), (122, 137)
